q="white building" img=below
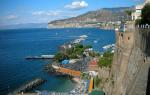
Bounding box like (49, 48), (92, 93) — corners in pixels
(132, 0), (150, 20)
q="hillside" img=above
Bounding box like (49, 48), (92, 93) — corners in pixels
(48, 7), (133, 28)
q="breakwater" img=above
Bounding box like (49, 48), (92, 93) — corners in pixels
(9, 78), (46, 95)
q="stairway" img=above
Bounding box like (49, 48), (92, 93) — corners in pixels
(129, 60), (150, 95)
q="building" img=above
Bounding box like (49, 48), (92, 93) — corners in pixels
(132, 0), (150, 20)
(88, 58), (99, 71)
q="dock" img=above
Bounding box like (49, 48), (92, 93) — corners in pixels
(25, 55), (55, 59)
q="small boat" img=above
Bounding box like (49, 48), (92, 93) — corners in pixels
(102, 44), (115, 50)
(72, 38), (85, 44)
(79, 35), (88, 38)
(93, 40), (98, 43)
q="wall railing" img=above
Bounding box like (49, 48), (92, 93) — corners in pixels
(136, 24), (150, 29)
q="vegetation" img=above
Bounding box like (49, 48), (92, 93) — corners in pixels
(54, 52), (67, 62)
(136, 3), (150, 25)
(89, 51), (101, 57)
(94, 76), (101, 88)
(125, 9), (133, 21)
(54, 44), (92, 62)
(141, 3), (150, 24)
(125, 10), (132, 16)
(81, 72), (91, 79)
(98, 51), (114, 67)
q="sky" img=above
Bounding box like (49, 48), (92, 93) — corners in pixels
(0, 0), (144, 26)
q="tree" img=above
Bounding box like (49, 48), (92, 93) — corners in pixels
(141, 3), (150, 24)
(125, 10), (132, 21)
(125, 10), (132, 16)
(54, 52), (65, 62)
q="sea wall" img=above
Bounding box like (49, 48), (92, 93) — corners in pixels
(109, 27), (150, 95)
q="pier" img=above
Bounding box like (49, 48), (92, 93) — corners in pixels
(25, 55), (55, 59)
(9, 78), (46, 94)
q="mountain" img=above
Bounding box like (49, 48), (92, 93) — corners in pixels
(48, 7), (133, 28)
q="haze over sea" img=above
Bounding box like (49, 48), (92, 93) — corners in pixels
(0, 28), (115, 95)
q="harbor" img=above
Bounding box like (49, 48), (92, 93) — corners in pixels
(24, 34), (107, 94)
(42, 35), (101, 94)
(0, 29), (115, 95)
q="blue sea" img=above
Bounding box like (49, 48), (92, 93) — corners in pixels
(0, 28), (115, 95)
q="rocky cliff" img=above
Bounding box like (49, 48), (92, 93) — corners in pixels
(109, 24), (150, 95)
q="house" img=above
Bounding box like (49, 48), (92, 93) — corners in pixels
(88, 58), (99, 71)
(132, 0), (150, 20)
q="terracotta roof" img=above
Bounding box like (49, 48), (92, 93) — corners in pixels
(89, 59), (98, 65)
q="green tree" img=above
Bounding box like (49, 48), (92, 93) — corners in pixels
(125, 10), (132, 16)
(141, 3), (150, 24)
(55, 52), (65, 62)
(84, 45), (92, 49)
(137, 3), (150, 25)
(125, 10), (132, 21)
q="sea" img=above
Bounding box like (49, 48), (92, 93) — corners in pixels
(0, 28), (115, 95)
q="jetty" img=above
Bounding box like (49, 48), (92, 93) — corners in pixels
(9, 78), (46, 95)
(25, 55), (55, 59)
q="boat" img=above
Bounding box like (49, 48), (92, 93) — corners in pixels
(93, 40), (98, 43)
(79, 35), (88, 38)
(72, 38), (85, 44)
(41, 55), (55, 58)
(102, 44), (115, 50)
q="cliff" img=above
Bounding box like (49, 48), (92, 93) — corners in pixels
(109, 23), (150, 95)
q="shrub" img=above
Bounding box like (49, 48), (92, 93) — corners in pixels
(136, 3), (150, 25)
(98, 51), (113, 67)
(141, 3), (150, 24)
(94, 76), (102, 88)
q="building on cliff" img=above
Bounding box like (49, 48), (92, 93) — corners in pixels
(132, 0), (150, 20)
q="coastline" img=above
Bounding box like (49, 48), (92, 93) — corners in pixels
(0, 28), (115, 95)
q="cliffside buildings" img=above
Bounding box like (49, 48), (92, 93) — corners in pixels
(132, 0), (150, 20)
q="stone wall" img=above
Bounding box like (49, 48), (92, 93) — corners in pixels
(109, 28), (150, 95)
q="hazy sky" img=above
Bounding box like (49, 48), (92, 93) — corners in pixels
(0, 0), (144, 26)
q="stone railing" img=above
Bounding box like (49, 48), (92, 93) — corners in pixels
(136, 24), (150, 29)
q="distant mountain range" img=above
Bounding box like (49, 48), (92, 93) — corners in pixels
(48, 7), (133, 28)
(0, 23), (47, 30)
(0, 7), (133, 30)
